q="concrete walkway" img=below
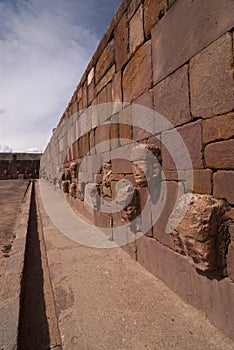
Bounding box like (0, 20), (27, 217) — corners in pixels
(37, 184), (234, 350)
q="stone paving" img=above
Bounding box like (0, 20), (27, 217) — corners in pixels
(0, 180), (29, 293)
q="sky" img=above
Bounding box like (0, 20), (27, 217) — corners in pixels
(0, 0), (120, 153)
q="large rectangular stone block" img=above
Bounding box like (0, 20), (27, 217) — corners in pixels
(123, 41), (152, 102)
(203, 113), (234, 145)
(96, 39), (115, 83)
(190, 33), (233, 118)
(115, 13), (128, 71)
(204, 140), (234, 170)
(129, 5), (144, 55)
(153, 65), (190, 127)
(144, 0), (167, 39)
(162, 120), (203, 171)
(152, 0), (234, 84)
(213, 171), (234, 205)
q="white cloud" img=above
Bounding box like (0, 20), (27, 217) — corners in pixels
(0, 0), (119, 152)
(0, 144), (13, 153)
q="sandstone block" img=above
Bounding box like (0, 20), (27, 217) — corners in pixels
(204, 140), (234, 169)
(96, 39), (115, 83)
(123, 41), (152, 102)
(87, 80), (95, 106)
(96, 65), (115, 95)
(153, 65), (191, 127)
(129, 5), (144, 55)
(184, 169), (213, 195)
(112, 159), (132, 174)
(169, 194), (229, 276)
(115, 13), (128, 71)
(152, 0), (234, 84)
(112, 71), (122, 104)
(162, 120), (203, 171)
(190, 33), (233, 118)
(127, 0), (142, 20)
(203, 113), (234, 145)
(144, 0), (167, 38)
(213, 171), (234, 205)
(95, 123), (111, 154)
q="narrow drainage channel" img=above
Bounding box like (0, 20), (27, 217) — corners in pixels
(18, 181), (61, 349)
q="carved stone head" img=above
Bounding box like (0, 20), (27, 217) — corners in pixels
(130, 144), (161, 187)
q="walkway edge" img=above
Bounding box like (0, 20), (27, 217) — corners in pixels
(0, 180), (33, 350)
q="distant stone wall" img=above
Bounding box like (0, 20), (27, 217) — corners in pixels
(41, 0), (234, 339)
(0, 153), (41, 179)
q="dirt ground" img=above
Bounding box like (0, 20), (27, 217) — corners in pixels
(0, 180), (29, 293)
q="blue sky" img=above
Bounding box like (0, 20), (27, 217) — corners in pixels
(0, 0), (120, 152)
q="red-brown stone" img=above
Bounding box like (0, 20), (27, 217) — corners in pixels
(144, 0), (167, 38)
(190, 33), (233, 118)
(115, 13), (128, 71)
(213, 171), (234, 205)
(204, 140), (234, 170)
(153, 65), (191, 127)
(203, 113), (234, 145)
(123, 41), (152, 102)
(96, 39), (115, 83)
(162, 120), (203, 171)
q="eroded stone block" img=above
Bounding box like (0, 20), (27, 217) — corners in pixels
(169, 194), (229, 276)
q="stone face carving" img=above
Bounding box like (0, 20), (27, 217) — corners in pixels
(116, 182), (139, 224)
(62, 180), (70, 193)
(76, 181), (86, 201)
(85, 183), (100, 210)
(101, 162), (112, 198)
(169, 194), (230, 276)
(69, 182), (77, 198)
(70, 162), (77, 182)
(130, 143), (161, 187)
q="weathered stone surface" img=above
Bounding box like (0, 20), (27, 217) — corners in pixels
(115, 13), (128, 71)
(204, 140), (234, 169)
(134, 90), (153, 109)
(112, 72), (122, 104)
(129, 5), (144, 55)
(123, 40), (152, 102)
(82, 82), (88, 109)
(127, 0), (141, 20)
(203, 113), (234, 144)
(228, 208), (234, 222)
(87, 79), (95, 105)
(100, 162), (112, 199)
(152, 0), (234, 84)
(213, 171), (234, 205)
(119, 105), (133, 145)
(144, 0), (167, 38)
(96, 39), (115, 83)
(153, 65), (190, 127)
(95, 123), (111, 154)
(116, 181), (139, 225)
(131, 143), (161, 188)
(169, 194), (229, 276)
(227, 224), (234, 281)
(112, 158), (132, 174)
(162, 120), (203, 170)
(183, 169), (213, 195)
(96, 65), (115, 94)
(190, 33), (233, 118)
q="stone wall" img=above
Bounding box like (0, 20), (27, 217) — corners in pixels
(0, 153), (41, 179)
(41, 0), (234, 339)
